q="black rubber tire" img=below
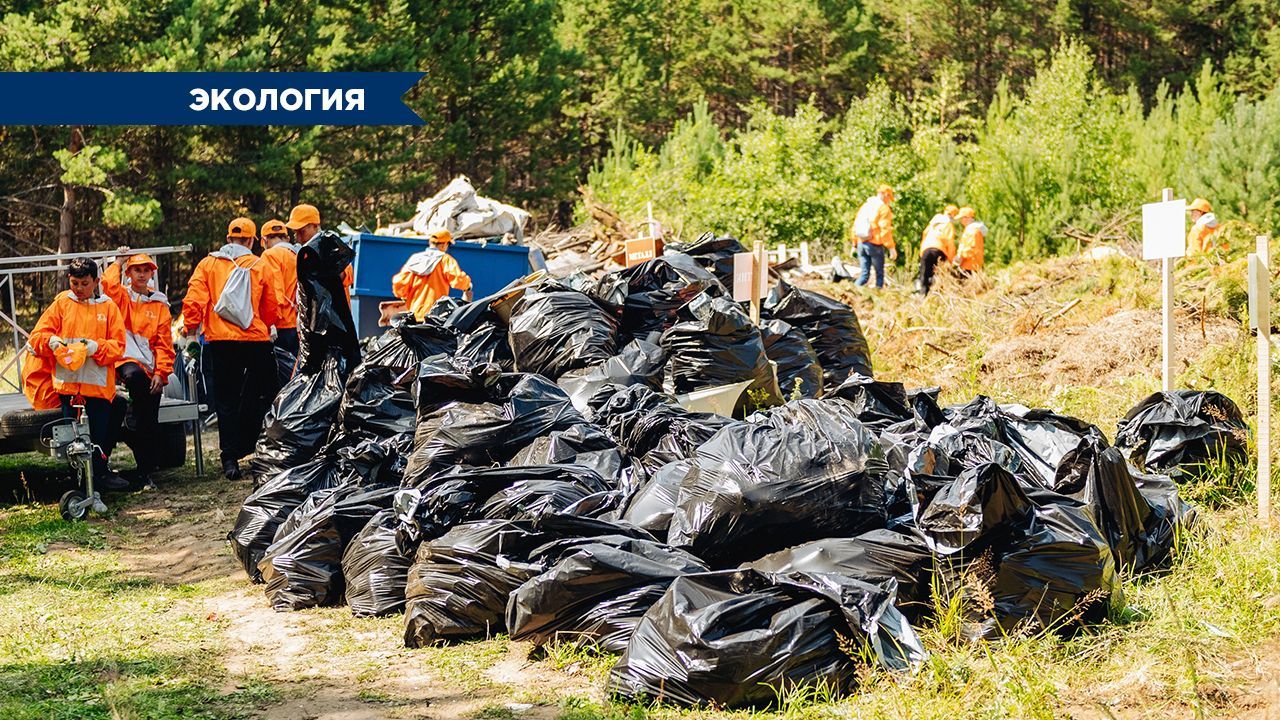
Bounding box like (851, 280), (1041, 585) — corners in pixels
(59, 489), (87, 522)
(155, 422), (187, 469)
(0, 407), (62, 438)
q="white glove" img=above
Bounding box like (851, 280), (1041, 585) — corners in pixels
(84, 339), (99, 355)
(48, 336), (65, 351)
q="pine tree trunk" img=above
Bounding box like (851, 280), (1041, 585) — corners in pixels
(58, 127), (84, 256)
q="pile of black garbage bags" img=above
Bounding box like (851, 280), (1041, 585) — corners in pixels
(227, 235), (1245, 710)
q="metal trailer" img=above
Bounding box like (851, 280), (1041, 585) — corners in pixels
(346, 232), (545, 337)
(0, 246), (206, 499)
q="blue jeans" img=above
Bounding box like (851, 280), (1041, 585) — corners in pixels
(856, 243), (886, 288)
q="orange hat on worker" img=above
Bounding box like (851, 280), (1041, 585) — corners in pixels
(1188, 198), (1212, 213)
(428, 227), (453, 244)
(877, 184), (896, 202)
(262, 219), (288, 237)
(123, 253), (157, 270)
(227, 217), (257, 239)
(285, 204), (321, 230)
(945, 204), (959, 217)
(957, 206), (976, 219)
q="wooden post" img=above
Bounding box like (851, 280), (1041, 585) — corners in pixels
(1161, 187), (1175, 391)
(1256, 235), (1272, 524)
(776, 243), (786, 266)
(751, 240), (765, 324)
(799, 241), (810, 271)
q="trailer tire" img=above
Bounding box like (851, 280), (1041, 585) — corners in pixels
(0, 408), (61, 439)
(155, 423), (187, 469)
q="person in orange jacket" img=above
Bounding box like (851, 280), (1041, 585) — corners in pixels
(1186, 198), (1222, 255)
(284, 203), (354, 301)
(917, 204), (958, 295)
(956, 206), (986, 273)
(182, 217), (281, 480)
(101, 249), (175, 487)
(851, 184), (897, 289)
(392, 228), (474, 320)
(29, 257), (129, 489)
(260, 219), (301, 383)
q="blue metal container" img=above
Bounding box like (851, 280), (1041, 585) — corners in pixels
(346, 233), (544, 337)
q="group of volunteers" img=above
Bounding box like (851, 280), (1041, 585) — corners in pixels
(26, 202), (473, 488)
(848, 185), (985, 294)
(849, 186), (1228, 294)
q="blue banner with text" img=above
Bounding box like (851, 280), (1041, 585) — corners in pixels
(0, 72), (425, 126)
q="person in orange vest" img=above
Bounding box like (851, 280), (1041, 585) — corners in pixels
(29, 257), (129, 489)
(284, 203), (354, 301)
(1186, 198), (1222, 255)
(956, 206), (986, 273)
(392, 228), (474, 320)
(101, 249), (175, 488)
(181, 217), (281, 480)
(917, 204), (958, 295)
(260, 218), (300, 382)
(851, 184), (897, 289)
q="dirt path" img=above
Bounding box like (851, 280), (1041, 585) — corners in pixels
(107, 478), (597, 720)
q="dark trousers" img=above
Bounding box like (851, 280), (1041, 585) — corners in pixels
(918, 248), (946, 295)
(59, 394), (112, 480)
(106, 362), (162, 472)
(204, 341), (278, 464)
(274, 327), (299, 386)
(856, 243), (887, 288)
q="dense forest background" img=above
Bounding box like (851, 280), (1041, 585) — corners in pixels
(1, 0), (1278, 265)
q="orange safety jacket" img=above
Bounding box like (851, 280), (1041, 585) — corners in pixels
(261, 242), (301, 330)
(920, 214), (957, 262)
(101, 264), (175, 378)
(1186, 213), (1223, 255)
(852, 195), (895, 250)
(181, 244), (280, 342)
(29, 291), (126, 401)
(957, 221), (986, 272)
(391, 249), (472, 321)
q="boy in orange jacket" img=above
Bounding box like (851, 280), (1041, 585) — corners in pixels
(181, 217), (281, 480)
(101, 249), (175, 487)
(391, 228), (473, 320)
(30, 257), (128, 489)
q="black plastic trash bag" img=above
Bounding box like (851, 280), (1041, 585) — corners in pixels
(660, 292), (780, 406)
(403, 515), (654, 646)
(587, 385), (734, 466)
(557, 339), (666, 412)
(508, 282), (619, 379)
(259, 484), (398, 611)
(481, 479), (605, 521)
(664, 232), (746, 287)
(607, 568), (921, 708)
(342, 508), (415, 617)
(591, 253), (723, 338)
(296, 230), (360, 373)
(765, 282), (872, 384)
(248, 356), (345, 482)
(455, 314), (516, 371)
(619, 459), (694, 539)
(506, 535), (709, 652)
(759, 319), (823, 400)
(1115, 390), (1248, 478)
(905, 448), (1032, 555)
(273, 345), (297, 388)
(509, 423), (634, 491)
(826, 373), (914, 431)
(404, 371), (588, 483)
(228, 456), (345, 582)
(668, 409), (887, 566)
(1049, 433), (1195, 573)
(336, 319), (456, 439)
(984, 500), (1122, 638)
(744, 528), (936, 616)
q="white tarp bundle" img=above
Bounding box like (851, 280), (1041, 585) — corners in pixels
(397, 175), (531, 241)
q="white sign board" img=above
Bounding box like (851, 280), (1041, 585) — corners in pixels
(1142, 198), (1187, 260)
(1249, 253), (1270, 331)
(732, 252), (756, 301)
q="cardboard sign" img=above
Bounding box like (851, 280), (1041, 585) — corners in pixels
(1142, 198), (1187, 260)
(625, 237), (662, 266)
(732, 251), (768, 302)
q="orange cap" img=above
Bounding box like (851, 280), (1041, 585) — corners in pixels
(227, 217), (257, 239)
(957, 206), (976, 219)
(428, 227), (453, 244)
(123, 253), (157, 270)
(262, 219), (288, 237)
(285, 204), (321, 230)
(877, 184), (895, 202)
(944, 204), (959, 217)
(1188, 198), (1211, 213)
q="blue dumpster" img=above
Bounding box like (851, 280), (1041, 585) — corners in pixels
(346, 233), (545, 337)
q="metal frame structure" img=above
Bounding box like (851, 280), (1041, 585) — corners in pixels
(0, 244), (205, 476)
